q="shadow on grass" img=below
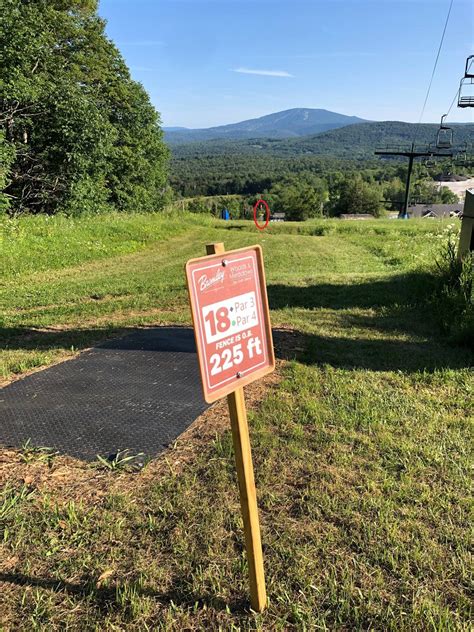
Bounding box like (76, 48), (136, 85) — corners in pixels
(0, 571), (245, 613)
(1, 325), (127, 352)
(300, 332), (472, 372)
(1, 271), (472, 375)
(218, 224), (247, 231)
(268, 271), (473, 371)
(275, 325), (471, 372)
(0, 325), (304, 359)
(0, 326), (197, 354)
(267, 271), (436, 311)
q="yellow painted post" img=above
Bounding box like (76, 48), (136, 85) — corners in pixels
(206, 242), (267, 613)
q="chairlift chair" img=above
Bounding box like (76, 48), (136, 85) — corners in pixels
(436, 114), (453, 149)
(455, 144), (474, 167)
(464, 55), (474, 77)
(422, 143), (436, 167)
(457, 142), (468, 162)
(458, 55), (474, 107)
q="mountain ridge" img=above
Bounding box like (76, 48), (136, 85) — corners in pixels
(164, 108), (367, 143)
(170, 120), (474, 159)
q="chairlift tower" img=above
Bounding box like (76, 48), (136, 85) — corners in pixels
(374, 142), (452, 218)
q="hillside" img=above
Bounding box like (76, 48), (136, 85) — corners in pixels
(170, 120), (474, 196)
(164, 108), (367, 143)
(2, 213), (472, 630)
(272, 121), (474, 157)
(171, 121), (474, 159)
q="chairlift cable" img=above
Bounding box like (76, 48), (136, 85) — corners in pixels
(445, 85), (461, 118)
(412, 0), (454, 145)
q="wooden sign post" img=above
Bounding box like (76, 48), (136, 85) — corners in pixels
(185, 242), (275, 612)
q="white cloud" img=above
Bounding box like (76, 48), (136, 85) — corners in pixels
(118, 40), (165, 47)
(231, 67), (293, 78)
(130, 66), (155, 72)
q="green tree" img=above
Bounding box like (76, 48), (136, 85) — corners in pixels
(0, 131), (15, 213)
(330, 175), (382, 217)
(1, 0), (168, 215)
(439, 186), (459, 204)
(187, 197), (209, 214)
(411, 180), (459, 205)
(412, 180), (439, 204)
(268, 176), (327, 221)
(383, 177), (405, 212)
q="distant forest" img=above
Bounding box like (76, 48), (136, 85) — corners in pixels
(170, 153), (470, 200)
(170, 122), (474, 208)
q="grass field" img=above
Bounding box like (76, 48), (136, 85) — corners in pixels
(1, 212), (473, 630)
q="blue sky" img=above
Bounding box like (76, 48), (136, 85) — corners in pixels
(99, 0), (473, 128)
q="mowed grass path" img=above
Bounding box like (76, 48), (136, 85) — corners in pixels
(1, 214), (463, 381)
(1, 213), (472, 629)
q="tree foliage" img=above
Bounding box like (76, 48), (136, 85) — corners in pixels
(412, 180), (459, 205)
(1, 0), (168, 215)
(265, 175), (328, 220)
(329, 175), (383, 217)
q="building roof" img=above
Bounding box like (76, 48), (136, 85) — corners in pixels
(435, 174), (469, 182)
(407, 204), (463, 218)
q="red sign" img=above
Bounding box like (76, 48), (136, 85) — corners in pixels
(186, 246), (275, 403)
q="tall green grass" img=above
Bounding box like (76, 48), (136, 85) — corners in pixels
(431, 238), (473, 347)
(0, 210), (211, 279)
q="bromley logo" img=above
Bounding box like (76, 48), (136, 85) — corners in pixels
(198, 268), (225, 292)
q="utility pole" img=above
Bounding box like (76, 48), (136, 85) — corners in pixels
(375, 143), (452, 218)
